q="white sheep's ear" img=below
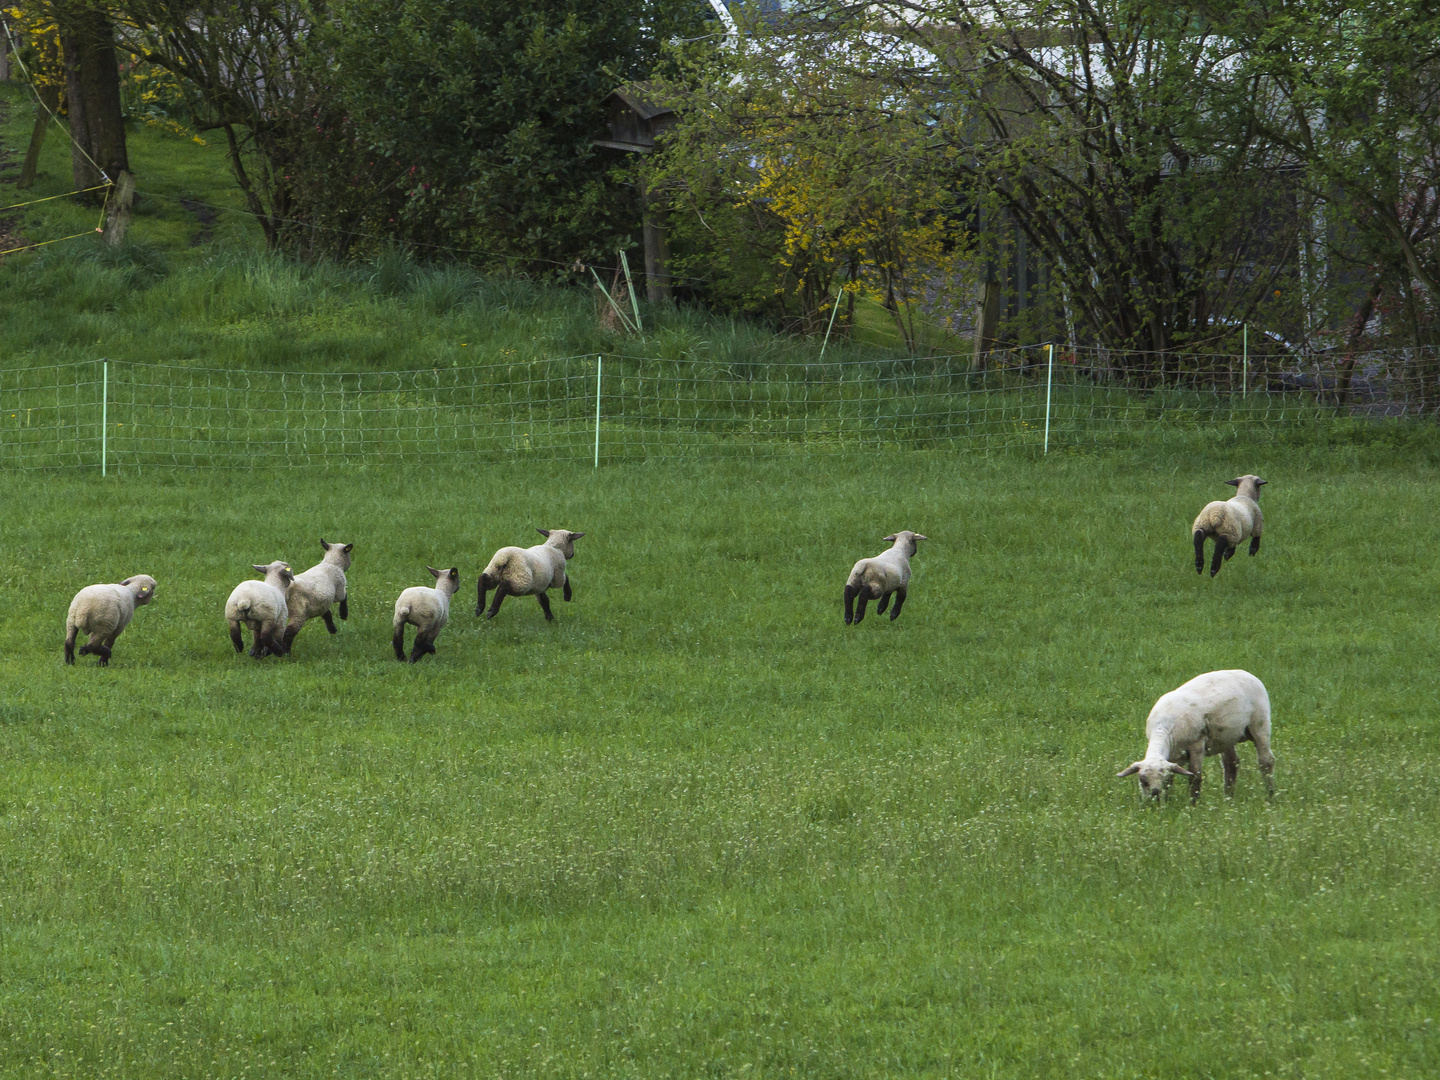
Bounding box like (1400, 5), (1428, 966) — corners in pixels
(883, 534), (897, 542)
(537, 528), (551, 538)
(1224, 478), (1241, 487)
(426, 566), (442, 578)
(252, 564), (268, 574)
(343, 543), (354, 553)
(1116, 763), (1142, 778)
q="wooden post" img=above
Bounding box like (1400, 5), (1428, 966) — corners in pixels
(17, 85), (61, 190)
(641, 182), (672, 303)
(102, 169), (135, 246)
(973, 271), (1001, 371)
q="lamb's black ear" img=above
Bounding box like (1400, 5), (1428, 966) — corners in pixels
(427, 565), (442, 578)
(1256, 478), (1268, 486)
(120, 577), (132, 586)
(320, 537), (329, 549)
(569, 532), (585, 540)
(1224, 478), (1241, 487)
(537, 528), (551, 538)
(448, 567), (459, 580)
(343, 543), (354, 553)
(883, 534), (897, 542)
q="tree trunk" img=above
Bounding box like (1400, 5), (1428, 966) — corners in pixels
(18, 85), (63, 190)
(59, 4), (128, 202)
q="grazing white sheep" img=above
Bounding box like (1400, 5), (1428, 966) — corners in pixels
(393, 566), (460, 663)
(844, 531), (927, 625)
(1193, 475), (1267, 577)
(477, 529), (584, 621)
(225, 561), (294, 658)
(63, 574), (157, 666)
(1117, 669), (1276, 802)
(282, 538), (353, 651)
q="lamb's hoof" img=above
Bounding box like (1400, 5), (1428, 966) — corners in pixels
(475, 607), (483, 617)
(844, 616), (852, 625)
(890, 612), (900, 621)
(544, 613), (554, 622)
(485, 610), (497, 620)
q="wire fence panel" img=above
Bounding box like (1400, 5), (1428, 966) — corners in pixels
(1, 348), (1435, 472)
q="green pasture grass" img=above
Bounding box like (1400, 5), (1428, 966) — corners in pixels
(1, 446), (1439, 1077)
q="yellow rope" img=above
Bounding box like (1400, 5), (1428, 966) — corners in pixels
(0, 230), (99, 256)
(0, 184), (113, 213)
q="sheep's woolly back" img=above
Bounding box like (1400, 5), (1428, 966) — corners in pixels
(1191, 476), (1265, 545)
(288, 540), (351, 622)
(66, 575), (157, 637)
(1192, 501), (1249, 545)
(846, 531), (925, 595)
(393, 568), (460, 631)
(226, 563), (292, 625)
(482, 530), (583, 596)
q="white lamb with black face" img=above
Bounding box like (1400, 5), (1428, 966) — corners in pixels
(1118, 669), (1276, 803)
(1192, 475), (1267, 577)
(282, 538), (353, 651)
(393, 566), (460, 663)
(476, 529), (584, 622)
(844, 531), (926, 625)
(64, 574), (157, 666)
(225, 561), (294, 658)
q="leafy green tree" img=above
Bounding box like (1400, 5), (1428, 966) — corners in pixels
(1219, 0), (1440, 384)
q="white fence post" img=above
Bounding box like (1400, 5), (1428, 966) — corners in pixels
(594, 355), (602, 468)
(1243, 324), (1248, 398)
(1043, 343), (1054, 454)
(101, 359), (108, 476)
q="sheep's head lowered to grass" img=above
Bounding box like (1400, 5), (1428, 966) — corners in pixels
(1117, 758), (1195, 800)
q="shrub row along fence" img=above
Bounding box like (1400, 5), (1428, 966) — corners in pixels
(1, 348), (1436, 471)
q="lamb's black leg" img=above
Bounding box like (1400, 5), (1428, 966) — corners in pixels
(410, 630), (437, 663)
(64, 628), (77, 664)
(844, 584), (858, 625)
(854, 593), (870, 624)
(1224, 543), (1237, 561)
(476, 574), (488, 617)
(485, 583), (509, 620)
(1194, 530), (1207, 574)
(889, 586), (907, 621)
(95, 643), (112, 667)
(1249, 535), (1261, 556)
(338, 598), (348, 620)
(876, 593), (891, 615)
(1210, 537), (1229, 577)
(268, 630), (289, 656)
(537, 592), (554, 621)
(282, 626), (299, 652)
(562, 579), (572, 602)
(230, 624), (245, 653)
(393, 625), (407, 661)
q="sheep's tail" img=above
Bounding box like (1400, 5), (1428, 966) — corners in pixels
(231, 596), (254, 618)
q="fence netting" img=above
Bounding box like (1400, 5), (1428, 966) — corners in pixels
(2, 347), (1436, 470)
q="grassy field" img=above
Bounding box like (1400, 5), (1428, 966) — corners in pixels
(2, 446), (1439, 1078)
